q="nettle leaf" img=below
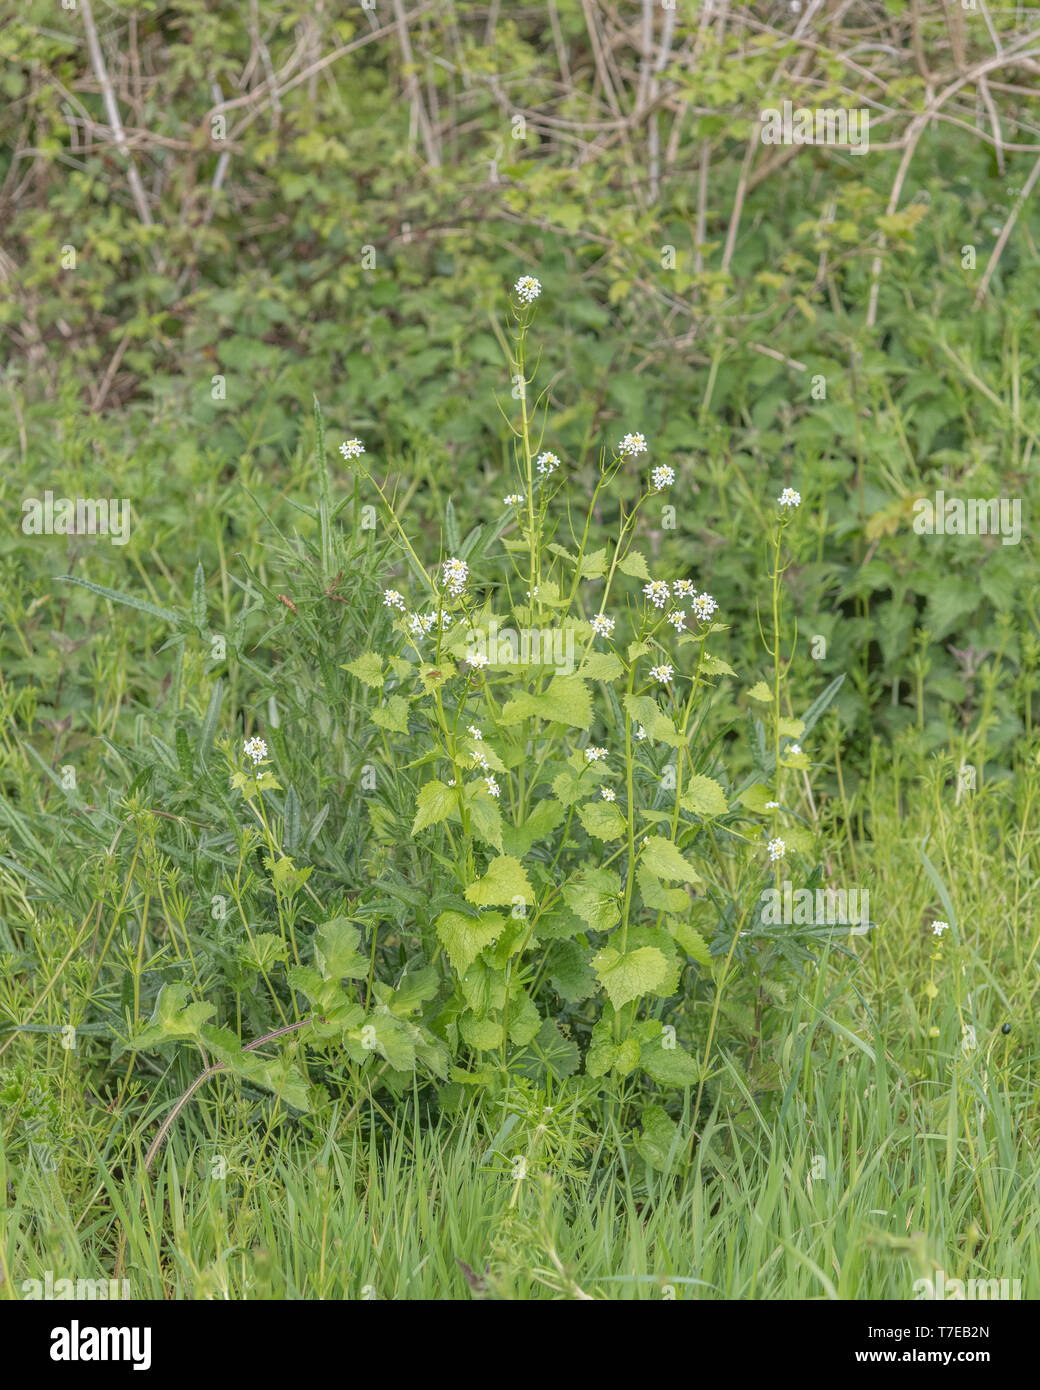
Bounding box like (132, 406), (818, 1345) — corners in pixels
(412, 779), (458, 835)
(371, 694), (410, 733)
(464, 855), (534, 909)
(641, 835), (702, 884)
(436, 909), (504, 976)
(577, 798), (627, 842)
(618, 550), (650, 580)
(777, 717), (806, 739)
(680, 774), (728, 817)
(592, 945), (670, 1009)
(315, 918), (368, 980)
(503, 797), (564, 856)
(746, 681), (772, 702)
(133, 983), (214, 1049)
(343, 651), (384, 687)
(563, 866), (621, 932)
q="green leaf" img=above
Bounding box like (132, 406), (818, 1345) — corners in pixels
(637, 865), (689, 914)
(132, 984), (214, 1049)
(669, 919), (713, 968)
(578, 650), (624, 681)
(640, 1034), (701, 1087)
(592, 946), (670, 1009)
(618, 550), (650, 580)
(411, 779), (458, 835)
(464, 855), (534, 909)
(371, 694), (410, 733)
(636, 1105), (681, 1171)
(344, 651), (384, 687)
(578, 547), (608, 578)
(500, 675), (593, 729)
(315, 917), (368, 980)
(503, 797), (563, 856)
(546, 940), (597, 1002)
(436, 909), (504, 976)
(57, 575), (179, 625)
(641, 835), (702, 884)
(747, 681), (772, 702)
(577, 798), (627, 842)
(563, 867), (620, 932)
(680, 774), (728, 817)
(467, 791), (504, 852)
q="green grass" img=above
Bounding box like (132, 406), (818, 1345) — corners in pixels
(3, 747), (1036, 1299)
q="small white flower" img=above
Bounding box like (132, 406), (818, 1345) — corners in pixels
(649, 663), (673, 683)
(447, 778), (456, 787)
(651, 465), (675, 490)
(600, 786), (616, 802)
(591, 613), (615, 638)
(635, 725), (648, 741)
(339, 438), (365, 461)
(474, 752), (490, 772)
(643, 580), (670, 609)
(765, 800), (780, 810)
(467, 724), (483, 741)
(672, 579), (694, 599)
(667, 610), (686, 631)
(408, 612), (434, 638)
(383, 589), (406, 611)
(243, 736), (267, 765)
(691, 592), (718, 622)
(468, 651), (488, 669)
(788, 743), (802, 756)
(932, 920), (949, 936)
(778, 487), (801, 509)
(618, 432), (648, 457)
(503, 493), (524, 506)
(767, 837), (786, 861)
(441, 556), (469, 597)
(584, 746), (608, 763)
(484, 775), (500, 798)
(514, 275), (541, 304)
(536, 451), (559, 476)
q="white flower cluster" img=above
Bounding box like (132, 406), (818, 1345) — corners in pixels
(383, 589), (406, 611)
(243, 736), (267, 765)
(514, 275), (541, 304)
(932, 920), (949, 937)
(591, 613), (615, 638)
(600, 786), (616, 802)
(536, 451), (559, 476)
(767, 837), (786, 861)
(584, 746), (608, 763)
(643, 580), (671, 609)
(339, 438), (365, 460)
(649, 663), (673, 684)
(442, 556), (469, 597)
(651, 465), (675, 490)
(503, 493), (524, 506)
(691, 592), (718, 623)
(618, 432), (648, 457)
(778, 487), (801, 509)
